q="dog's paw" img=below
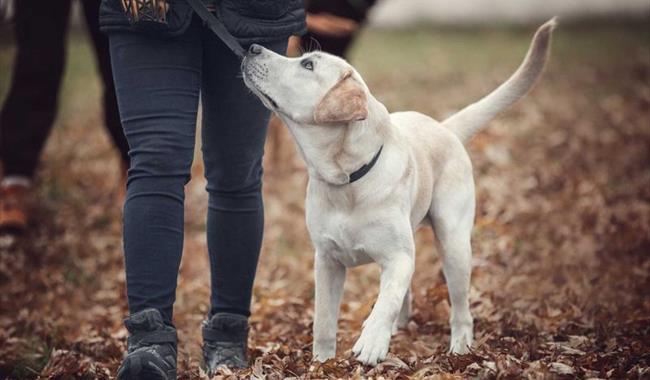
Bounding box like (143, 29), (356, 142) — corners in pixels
(448, 322), (473, 354)
(352, 325), (391, 366)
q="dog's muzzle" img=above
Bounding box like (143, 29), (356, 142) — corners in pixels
(241, 53), (279, 110)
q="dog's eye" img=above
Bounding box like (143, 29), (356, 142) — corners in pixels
(301, 59), (314, 71)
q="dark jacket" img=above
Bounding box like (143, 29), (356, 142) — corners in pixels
(99, 0), (306, 43)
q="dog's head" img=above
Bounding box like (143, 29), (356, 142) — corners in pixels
(242, 44), (369, 125)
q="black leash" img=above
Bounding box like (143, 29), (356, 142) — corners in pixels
(349, 145), (383, 183)
(185, 0), (246, 58)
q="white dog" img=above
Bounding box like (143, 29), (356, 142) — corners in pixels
(242, 19), (556, 365)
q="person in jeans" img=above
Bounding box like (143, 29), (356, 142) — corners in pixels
(99, 0), (305, 378)
(0, 0), (129, 233)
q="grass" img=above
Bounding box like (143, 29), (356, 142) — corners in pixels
(349, 22), (650, 116)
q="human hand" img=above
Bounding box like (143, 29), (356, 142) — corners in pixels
(307, 12), (359, 37)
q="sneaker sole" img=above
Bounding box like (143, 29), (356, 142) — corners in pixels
(116, 358), (176, 380)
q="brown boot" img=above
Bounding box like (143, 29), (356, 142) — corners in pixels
(0, 182), (31, 233)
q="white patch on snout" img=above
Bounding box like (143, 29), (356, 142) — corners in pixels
(242, 58), (280, 110)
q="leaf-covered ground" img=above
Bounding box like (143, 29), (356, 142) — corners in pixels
(0, 21), (649, 379)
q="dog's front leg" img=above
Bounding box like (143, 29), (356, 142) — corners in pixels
(393, 287), (411, 334)
(313, 252), (346, 362)
(353, 254), (414, 365)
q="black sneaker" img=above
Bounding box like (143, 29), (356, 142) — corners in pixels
(202, 313), (249, 374)
(116, 308), (178, 380)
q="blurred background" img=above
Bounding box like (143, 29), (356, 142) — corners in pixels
(370, 0), (649, 25)
(0, 0), (649, 379)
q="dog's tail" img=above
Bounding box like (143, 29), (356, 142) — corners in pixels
(442, 18), (557, 142)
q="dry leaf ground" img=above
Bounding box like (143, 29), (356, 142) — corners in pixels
(0, 20), (649, 379)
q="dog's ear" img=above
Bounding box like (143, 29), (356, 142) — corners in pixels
(314, 72), (368, 124)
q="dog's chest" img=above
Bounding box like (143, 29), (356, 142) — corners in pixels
(307, 203), (378, 267)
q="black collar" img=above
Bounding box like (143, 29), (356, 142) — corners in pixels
(348, 145), (383, 184)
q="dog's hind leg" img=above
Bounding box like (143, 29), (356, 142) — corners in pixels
(313, 252), (346, 362)
(430, 173), (475, 354)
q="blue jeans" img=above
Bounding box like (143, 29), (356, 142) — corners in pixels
(109, 17), (286, 323)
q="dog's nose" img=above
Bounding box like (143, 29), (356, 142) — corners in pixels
(248, 44), (263, 55)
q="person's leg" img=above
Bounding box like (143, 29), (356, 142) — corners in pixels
(0, 0), (71, 232)
(200, 34), (287, 317)
(109, 22), (202, 324)
(81, 0), (130, 167)
(0, 0), (72, 178)
(199, 30), (287, 374)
